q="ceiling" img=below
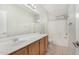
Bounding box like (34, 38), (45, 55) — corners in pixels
(41, 4), (68, 16)
(39, 4), (68, 21)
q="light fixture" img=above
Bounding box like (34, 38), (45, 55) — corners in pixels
(76, 13), (79, 18)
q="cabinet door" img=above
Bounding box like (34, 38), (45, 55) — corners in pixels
(25, 46), (29, 55)
(40, 38), (45, 55)
(28, 43), (35, 55)
(34, 41), (40, 55)
(44, 36), (48, 52)
(28, 41), (40, 55)
(10, 48), (26, 55)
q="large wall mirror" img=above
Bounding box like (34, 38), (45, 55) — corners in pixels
(0, 4), (42, 38)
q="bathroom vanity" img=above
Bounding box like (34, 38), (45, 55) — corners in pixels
(0, 33), (48, 55)
(9, 35), (48, 55)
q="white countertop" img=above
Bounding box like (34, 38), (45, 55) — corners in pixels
(0, 33), (48, 55)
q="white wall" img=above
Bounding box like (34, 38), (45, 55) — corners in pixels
(43, 5), (68, 46)
(0, 4), (35, 36)
(34, 4), (48, 34)
(48, 20), (69, 47)
(68, 5), (76, 47)
(76, 4), (79, 42)
(75, 4), (79, 54)
(67, 4), (76, 54)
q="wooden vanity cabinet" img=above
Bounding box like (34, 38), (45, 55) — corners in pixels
(28, 40), (40, 55)
(28, 36), (48, 55)
(9, 35), (48, 55)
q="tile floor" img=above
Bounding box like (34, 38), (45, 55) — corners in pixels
(46, 43), (74, 55)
